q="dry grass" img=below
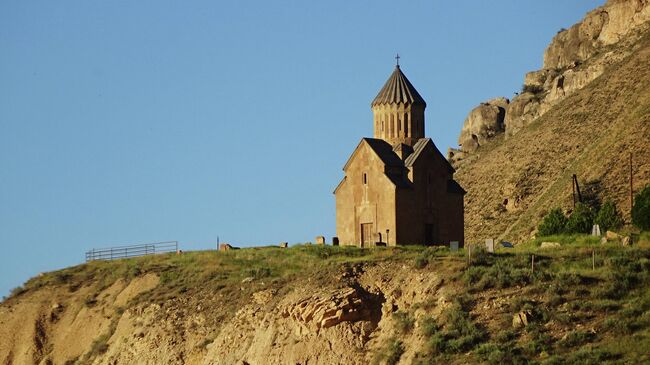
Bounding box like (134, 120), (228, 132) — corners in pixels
(455, 28), (650, 245)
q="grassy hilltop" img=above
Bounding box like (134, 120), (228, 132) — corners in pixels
(2, 235), (650, 364)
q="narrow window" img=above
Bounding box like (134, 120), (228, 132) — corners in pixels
(363, 173), (367, 184)
(404, 112), (409, 137)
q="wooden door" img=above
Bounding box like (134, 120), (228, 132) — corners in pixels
(360, 223), (374, 247)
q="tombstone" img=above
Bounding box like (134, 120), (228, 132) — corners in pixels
(591, 224), (601, 237)
(315, 236), (326, 245)
(450, 241), (459, 252)
(332, 237), (339, 246)
(279, 242), (289, 248)
(485, 238), (495, 253)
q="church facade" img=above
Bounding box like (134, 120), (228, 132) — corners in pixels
(334, 63), (465, 247)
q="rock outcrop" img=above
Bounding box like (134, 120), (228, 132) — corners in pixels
(450, 0), (650, 167)
(457, 98), (508, 151)
(281, 287), (373, 330)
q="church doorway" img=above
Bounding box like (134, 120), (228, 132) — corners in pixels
(425, 223), (436, 246)
(360, 223), (374, 247)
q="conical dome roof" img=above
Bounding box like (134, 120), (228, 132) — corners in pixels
(371, 66), (426, 107)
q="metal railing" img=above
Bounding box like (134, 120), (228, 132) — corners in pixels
(85, 241), (178, 262)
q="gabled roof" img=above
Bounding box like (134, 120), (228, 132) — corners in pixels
(340, 138), (411, 189)
(342, 138), (402, 172)
(447, 179), (466, 195)
(404, 138), (456, 173)
(392, 142), (414, 154)
(372, 66), (426, 107)
(363, 138), (404, 167)
(386, 172), (412, 188)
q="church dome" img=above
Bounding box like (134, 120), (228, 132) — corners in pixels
(371, 66), (426, 107)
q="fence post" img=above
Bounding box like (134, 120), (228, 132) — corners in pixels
(531, 254), (535, 274)
(592, 249), (595, 270)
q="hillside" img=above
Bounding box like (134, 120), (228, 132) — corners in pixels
(450, 0), (650, 244)
(2, 238), (650, 365)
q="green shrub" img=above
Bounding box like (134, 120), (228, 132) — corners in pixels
(476, 343), (527, 365)
(420, 297), (485, 355)
(393, 311), (415, 334)
(538, 208), (568, 236)
(414, 256), (428, 269)
(420, 316), (439, 336)
(385, 340), (404, 365)
(566, 203), (594, 234)
(374, 338), (404, 365)
(463, 258), (532, 290)
(522, 84), (544, 94)
(557, 330), (595, 347)
(632, 184), (650, 230)
(248, 267), (271, 279)
(441, 302), (486, 353)
(9, 286), (27, 298)
(542, 348), (619, 364)
(594, 200), (624, 232)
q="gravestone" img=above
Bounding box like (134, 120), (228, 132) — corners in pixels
(315, 236), (326, 245)
(591, 224), (601, 236)
(450, 241), (459, 252)
(485, 238), (495, 253)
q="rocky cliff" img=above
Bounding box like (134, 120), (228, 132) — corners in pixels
(450, 0), (650, 244)
(0, 248), (463, 365)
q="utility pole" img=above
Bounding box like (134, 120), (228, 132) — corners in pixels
(572, 174), (582, 207)
(630, 152), (634, 217)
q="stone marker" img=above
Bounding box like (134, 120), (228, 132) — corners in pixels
(332, 237), (339, 246)
(485, 238), (495, 253)
(540, 241), (561, 249)
(279, 242), (288, 248)
(450, 241), (459, 252)
(315, 236), (326, 245)
(591, 224), (601, 236)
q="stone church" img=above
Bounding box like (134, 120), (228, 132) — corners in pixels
(334, 62), (465, 247)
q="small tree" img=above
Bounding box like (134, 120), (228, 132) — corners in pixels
(632, 184), (650, 231)
(538, 208), (567, 236)
(594, 200), (624, 232)
(566, 203), (594, 234)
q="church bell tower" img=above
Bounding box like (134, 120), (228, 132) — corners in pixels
(371, 56), (426, 146)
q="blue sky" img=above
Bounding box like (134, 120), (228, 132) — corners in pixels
(0, 0), (602, 297)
